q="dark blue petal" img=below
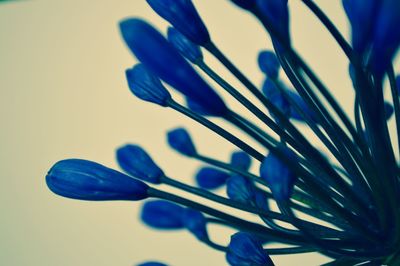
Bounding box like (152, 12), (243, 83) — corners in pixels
(46, 159), (149, 201)
(342, 0), (379, 53)
(167, 127), (197, 156)
(230, 0), (257, 10)
(195, 167), (230, 190)
(230, 151), (252, 171)
(137, 262), (168, 266)
(116, 144), (164, 184)
(167, 27), (203, 63)
(125, 64), (171, 106)
(260, 146), (298, 201)
(227, 232), (273, 266)
(384, 101), (394, 120)
(370, 0), (400, 78)
(183, 208), (208, 240)
(258, 50), (280, 79)
(146, 0), (210, 45)
(257, 0), (290, 45)
(141, 200), (185, 229)
(119, 18), (227, 116)
(226, 175), (255, 204)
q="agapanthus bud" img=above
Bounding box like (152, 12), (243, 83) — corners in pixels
(286, 90), (319, 123)
(370, 0), (400, 78)
(256, 0), (290, 45)
(226, 175), (255, 204)
(167, 27), (203, 63)
(185, 98), (216, 116)
(254, 190), (269, 211)
(46, 159), (149, 201)
(116, 144), (164, 184)
(125, 64), (171, 106)
(227, 232), (273, 266)
(258, 50), (280, 79)
(230, 0), (257, 10)
(195, 167), (230, 190)
(183, 208), (208, 240)
(146, 0), (210, 45)
(230, 151), (252, 171)
(384, 102), (394, 120)
(167, 127), (197, 156)
(342, 0), (379, 53)
(119, 18), (227, 116)
(261, 78), (279, 99)
(137, 262), (168, 266)
(260, 146), (298, 201)
(141, 200), (185, 229)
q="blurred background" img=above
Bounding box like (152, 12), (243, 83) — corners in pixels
(1, 1), (397, 265)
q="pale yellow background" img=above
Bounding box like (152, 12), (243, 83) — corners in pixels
(0, 1), (397, 266)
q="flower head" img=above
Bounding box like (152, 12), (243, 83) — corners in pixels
(116, 144), (164, 184)
(227, 232), (273, 266)
(167, 127), (197, 157)
(167, 27), (203, 63)
(46, 159), (149, 201)
(125, 64), (171, 106)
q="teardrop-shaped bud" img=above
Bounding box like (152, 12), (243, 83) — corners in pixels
(146, 0), (210, 45)
(260, 146), (298, 201)
(46, 159), (149, 201)
(261, 78), (279, 99)
(125, 64), (171, 106)
(183, 208), (208, 240)
(137, 262), (168, 266)
(227, 232), (274, 266)
(342, 0), (379, 53)
(195, 167), (230, 190)
(141, 200), (185, 229)
(226, 175), (256, 204)
(285, 90), (319, 123)
(116, 144), (164, 184)
(370, 0), (400, 78)
(230, 0), (257, 10)
(119, 18), (227, 116)
(257, 0), (290, 45)
(167, 127), (197, 156)
(230, 151), (252, 171)
(167, 27), (203, 63)
(254, 190), (270, 211)
(258, 50), (280, 79)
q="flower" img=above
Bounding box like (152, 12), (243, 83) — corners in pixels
(46, 159), (149, 201)
(167, 127), (197, 157)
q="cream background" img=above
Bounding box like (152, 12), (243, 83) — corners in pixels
(0, 1), (397, 265)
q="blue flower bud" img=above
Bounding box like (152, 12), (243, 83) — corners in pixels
(260, 146), (298, 201)
(46, 159), (149, 201)
(119, 18), (227, 116)
(261, 78), (279, 99)
(227, 232), (273, 266)
(342, 0), (379, 53)
(167, 127), (197, 156)
(167, 27), (203, 63)
(258, 50), (280, 79)
(370, 0), (400, 78)
(195, 167), (230, 190)
(286, 90), (319, 123)
(230, 151), (252, 171)
(270, 92), (291, 119)
(230, 0), (257, 10)
(384, 101), (394, 120)
(226, 175), (255, 204)
(183, 208), (208, 240)
(185, 98), (216, 116)
(141, 200), (185, 229)
(137, 262), (168, 266)
(125, 64), (171, 106)
(146, 0), (210, 45)
(257, 0), (290, 45)
(254, 190), (269, 211)
(116, 144), (164, 184)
